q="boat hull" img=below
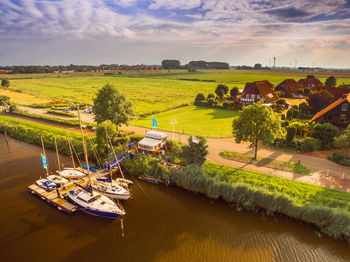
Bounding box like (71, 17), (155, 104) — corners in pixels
(92, 187), (131, 200)
(68, 196), (122, 219)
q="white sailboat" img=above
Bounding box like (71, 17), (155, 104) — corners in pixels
(36, 137), (57, 191)
(91, 176), (131, 200)
(67, 107), (125, 219)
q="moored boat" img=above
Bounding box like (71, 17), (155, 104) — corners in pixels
(67, 187), (125, 219)
(91, 178), (131, 200)
(47, 175), (69, 185)
(36, 178), (57, 191)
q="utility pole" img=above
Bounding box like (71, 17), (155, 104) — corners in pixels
(273, 57), (276, 68)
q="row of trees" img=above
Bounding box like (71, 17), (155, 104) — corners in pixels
(1, 79), (10, 88)
(161, 59), (229, 70)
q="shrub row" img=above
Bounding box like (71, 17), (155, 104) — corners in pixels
(47, 109), (76, 118)
(10, 110), (96, 129)
(123, 155), (350, 243)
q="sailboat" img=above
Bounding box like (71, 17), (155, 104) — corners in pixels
(35, 137), (58, 191)
(67, 107), (125, 219)
(91, 175), (131, 200)
(47, 137), (69, 185)
(58, 135), (86, 179)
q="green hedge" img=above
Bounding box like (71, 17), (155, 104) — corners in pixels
(10, 110), (96, 129)
(124, 155), (350, 243)
(47, 109), (76, 118)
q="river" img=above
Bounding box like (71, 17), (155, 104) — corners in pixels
(0, 135), (349, 262)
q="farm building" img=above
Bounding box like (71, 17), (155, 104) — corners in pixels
(310, 93), (350, 129)
(240, 80), (278, 106)
(138, 131), (168, 154)
(297, 78), (323, 90)
(315, 86), (350, 100)
(275, 79), (300, 96)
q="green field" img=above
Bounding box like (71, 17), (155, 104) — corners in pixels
(132, 105), (239, 137)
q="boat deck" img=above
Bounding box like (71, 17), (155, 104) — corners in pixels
(28, 184), (77, 213)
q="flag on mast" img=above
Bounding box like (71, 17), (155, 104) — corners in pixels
(41, 153), (48, 169)
(152, 117), (158, 128)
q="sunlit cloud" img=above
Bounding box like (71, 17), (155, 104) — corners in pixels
(0, 0), (349, 67)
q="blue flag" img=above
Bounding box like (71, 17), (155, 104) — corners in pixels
(152, 117), (158, 128)
(41, 154), (47, 169)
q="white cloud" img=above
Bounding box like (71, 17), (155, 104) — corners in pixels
(149, 0), (202, 10)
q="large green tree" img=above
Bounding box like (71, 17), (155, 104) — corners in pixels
(95, 121), (118, 159)
(215, 84), (229, 99)
(182, 136), (208, 166)
(93, 84), (135, 126)
(325, 76), (336, 87)
(232, 102), (283, 159)
(1, 79), (10, 88)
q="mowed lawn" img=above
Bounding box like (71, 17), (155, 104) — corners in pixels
(132, 105), (239, 137)
(9, 76), (217, 114)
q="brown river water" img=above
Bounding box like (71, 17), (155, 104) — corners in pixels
(0, 135), (349, 262)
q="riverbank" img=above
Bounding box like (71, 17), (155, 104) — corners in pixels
(124, 155), (350, 244)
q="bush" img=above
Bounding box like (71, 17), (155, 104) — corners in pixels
(296, 137), (321, 152)
(194, 93), (206, 103)
(1, 79), (10, 88)
(47, 109), (76, 118)
(329, 152), (346, 163)
(207, 98), (215, 106)
(286, 127), (296, 143)
(310, 123), (338, 149)
(207, 93), (215, 101)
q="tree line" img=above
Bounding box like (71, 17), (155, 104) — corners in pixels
(161, 59), (229, 70)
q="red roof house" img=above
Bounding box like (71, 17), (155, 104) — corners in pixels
(240, 80), (278, 105)
(298, 78), (323, 90)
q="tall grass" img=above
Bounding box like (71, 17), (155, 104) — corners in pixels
(124, 155), (350, 243)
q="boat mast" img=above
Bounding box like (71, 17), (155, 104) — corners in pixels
(66, 131), (76, 169)
(54, 137), (61, 172)
(41, 136), (49, 177)
(77, 106), (92, 193)
(105, 128), (125, 179)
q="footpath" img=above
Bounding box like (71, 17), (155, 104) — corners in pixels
(15, 106), (350, 192)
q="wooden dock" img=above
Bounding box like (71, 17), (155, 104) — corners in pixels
(28, 184), (77, 213)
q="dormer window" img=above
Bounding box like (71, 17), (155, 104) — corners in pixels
(342, 103), (348, 111)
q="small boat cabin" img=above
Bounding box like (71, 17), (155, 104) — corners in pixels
(138, 131), (168, 153)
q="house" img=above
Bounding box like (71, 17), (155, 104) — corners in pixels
(275, 79), (299, 95)
(240, 80), (278, 106)
(138, 131), (168, 153)
(297, 78), (323, 90)
(315, 86), (350, 100)
(310, 93), (350, 129)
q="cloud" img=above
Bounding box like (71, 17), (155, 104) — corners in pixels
(0, 0), (350, 67)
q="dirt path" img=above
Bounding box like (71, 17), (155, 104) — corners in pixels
(16, 106), (350, 192)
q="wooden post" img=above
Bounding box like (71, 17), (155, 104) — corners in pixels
(4, 129), (10, 149)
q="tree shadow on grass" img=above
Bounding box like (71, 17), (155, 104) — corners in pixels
(193, 106), (239, 119)
(255, 151), (283, 167)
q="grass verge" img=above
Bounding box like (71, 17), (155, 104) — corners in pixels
(219, 150), (311, 174)
(124, 155), (350, 243)
(47, 109), (76, 118)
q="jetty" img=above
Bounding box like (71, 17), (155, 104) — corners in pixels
(28, 184), (77, 213)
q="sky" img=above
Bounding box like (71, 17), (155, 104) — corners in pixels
(1, 0), (350, 68)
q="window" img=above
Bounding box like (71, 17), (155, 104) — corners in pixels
(340, 114), (346, 121)
(251, 94), (255, 99)
(342, 103), (348, 111)
(257, 95), (260, 99)
(267, 93), (273, 98)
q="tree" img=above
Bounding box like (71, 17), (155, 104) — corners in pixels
(334, 125), (350, 157)
(325, 76), (336, 87)
(254, 63), (262, 69)
(310, 123), (338, 149)
(207, 93), (216, 101)
(1, 79), (10, 88)
(230, 87), (239, 100)
(181, 136), (208, 166)
(161, 59), (181, 69)
(232, 102), (283, 159)
(96, 121), (118, 159)
(303, 88), (311, 96)
(307, 91), (334, 114)
(194, 93), (205, 103)
(307, 75), (315, 79)
(93, 84), (135, 126)
(0, 95), (10, 106)
(215, 84), (229, 99)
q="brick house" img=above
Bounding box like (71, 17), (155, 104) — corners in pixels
(310, 94), (350, 129)
(275, 79), (300, 96)
(298, 78), (323, 90)
(240, 80), (278, 105)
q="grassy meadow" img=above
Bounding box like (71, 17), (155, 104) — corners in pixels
(132, 105), (240, 137)
(2, 69), (350, 137)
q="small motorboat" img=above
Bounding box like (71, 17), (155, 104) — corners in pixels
(116, 178), (133, 186)
(47, 175), (69, 185)
(67, 187), (125, 219)
(91, 178), (131, 200)
(59, 168), (86, 179)
(36, 178), (57, 191)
